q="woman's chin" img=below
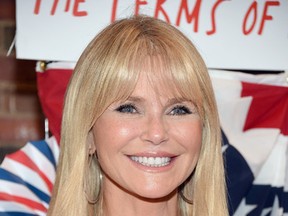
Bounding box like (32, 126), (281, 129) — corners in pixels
(130, 188), (178, 202)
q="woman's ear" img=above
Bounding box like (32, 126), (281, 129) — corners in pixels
(87, 130), (96, 155)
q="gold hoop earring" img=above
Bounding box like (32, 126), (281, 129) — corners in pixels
(84, 152), (102, 204)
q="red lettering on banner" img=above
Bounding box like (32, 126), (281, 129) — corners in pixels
(33, 0), (87, 16)
(34, 0), (41, 14)
(154, 0), (171, 23)
(176, 0), (201, 32)
(258, 1), (280, 35)
(73, 0), (87, 16)
(111, 0), (118, 22)
(34, 0), (280, 36)
(243, 1), (258, 35)
(65, 0), (71, 12)
(206, 0), (227, 35)
(135, 0), (148, 16)
(243, 1), (280, 35)
(51, 0), (59, 15)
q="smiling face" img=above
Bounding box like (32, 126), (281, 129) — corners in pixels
(91, 62), (202, 202)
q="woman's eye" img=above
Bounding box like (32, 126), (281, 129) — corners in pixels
(170, 105), (192, 115)
(115, 104), (138, 114)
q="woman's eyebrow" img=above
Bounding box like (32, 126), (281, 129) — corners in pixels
(123, 96), (194, 107)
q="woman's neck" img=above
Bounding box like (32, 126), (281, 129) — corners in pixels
(103, 196), (179, 216)
(102, 181), (179, 216)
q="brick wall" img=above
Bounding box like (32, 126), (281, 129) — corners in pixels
(0, 0), (45, 162)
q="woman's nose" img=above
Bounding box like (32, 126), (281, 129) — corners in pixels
(140, 115), (169, 145)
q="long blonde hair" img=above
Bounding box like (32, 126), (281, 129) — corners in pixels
(48, 15), (228, 216)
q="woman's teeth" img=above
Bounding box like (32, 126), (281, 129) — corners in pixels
(130, 156), (171, 167)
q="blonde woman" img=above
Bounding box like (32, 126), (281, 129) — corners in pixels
(47, 15), (228, 216)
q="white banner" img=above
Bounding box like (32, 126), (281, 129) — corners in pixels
(16, 0), (288, 70)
